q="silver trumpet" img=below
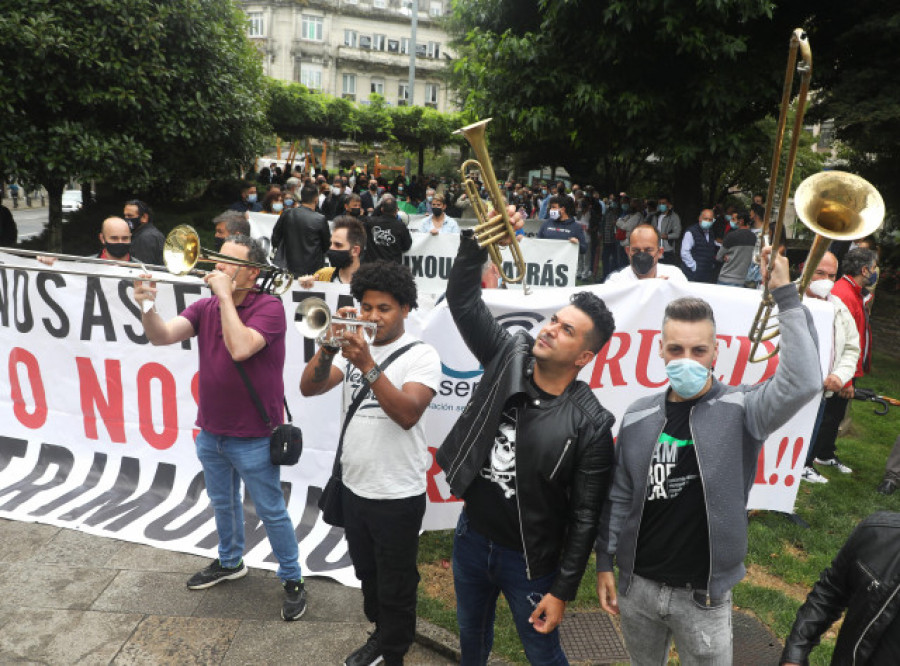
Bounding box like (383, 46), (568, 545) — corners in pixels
(294, 297), (377, 347)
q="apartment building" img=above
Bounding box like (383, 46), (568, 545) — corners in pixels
(241, 0), (455, 112)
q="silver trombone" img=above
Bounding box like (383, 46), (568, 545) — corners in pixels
(295, 297), (377, 347)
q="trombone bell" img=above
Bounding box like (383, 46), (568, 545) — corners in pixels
(793, 171), (885, 240)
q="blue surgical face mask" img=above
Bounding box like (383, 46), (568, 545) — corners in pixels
(665, 358), (711, 399)
(867, 267), (879, 286)
(658, 204), (667, 213)
(247, 193), (257, 203)
(272, 202), (284, 212)
(729, 220), (739, 229)
(549, 209), (561, 220)
(700, 220), (713, 230)
(284, 198), (294, 207)
(725, 214), (732, 223)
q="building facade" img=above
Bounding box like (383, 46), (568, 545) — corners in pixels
(241, 0), (454, 112)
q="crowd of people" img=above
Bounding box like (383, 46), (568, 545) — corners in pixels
(3, 157), (896, 665)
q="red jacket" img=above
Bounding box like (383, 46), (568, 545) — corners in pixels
(831, 274), (871, 379)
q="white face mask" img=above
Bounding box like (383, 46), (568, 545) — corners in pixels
(808, 279), (835, 299)
(332, 186), (342, 196)
(549, 209), (560, 220)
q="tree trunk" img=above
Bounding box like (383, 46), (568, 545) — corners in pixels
(45, 179), (65, 252)
(81, 181), (93, 207)
(672, 160), (704, 224)
(417, 143), (425, 178)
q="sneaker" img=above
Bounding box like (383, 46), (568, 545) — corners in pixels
(877, 479), (897, 496)
(815, 457), (853, 474)
(344, 629), (383, 666)
(186, 559), (247, 590)
(282, 579), (307, 621)
(801, 466), (828, 484)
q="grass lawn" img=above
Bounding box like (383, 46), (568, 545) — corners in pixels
(417, 332), (900, 665)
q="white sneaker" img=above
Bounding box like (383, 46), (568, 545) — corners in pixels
(802, 466), (828, 484)
(815, 457), (852, 474)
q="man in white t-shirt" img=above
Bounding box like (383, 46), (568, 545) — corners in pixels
(299, 260), (441, 666)
(606, 225), (688, 284)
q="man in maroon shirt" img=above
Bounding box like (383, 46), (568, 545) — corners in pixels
(133, 235), (306, 621)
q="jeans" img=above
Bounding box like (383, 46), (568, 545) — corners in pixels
(808, 392), (849, 462)
(601, 243), (620, 281)
(342, 487), (425, 665)
(195, 430), (301, 581)
(618, 574), (732, 666)
(453, 510), (568, 666)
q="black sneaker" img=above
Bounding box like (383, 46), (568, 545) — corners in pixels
(282, 579), (308, 621)
(186, 559), (248, 590)
(344, 629), (383, 666)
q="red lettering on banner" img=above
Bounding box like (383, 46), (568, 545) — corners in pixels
(191, 372), (200, 441)
(8, 347), (48, 429)
(721, 335), (752, 386)
(755, 436), (805, 487)
(635, 330), (666, 388)
(754, 444), (767, 485)
(426, 446), (461, 503)
(590, 333), (630, 388)
(76, 357), (125, 443)
(137, 363), (178, 450)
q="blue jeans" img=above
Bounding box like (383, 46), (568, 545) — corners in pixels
(195, 430), (301, 581)
(618, 574), (732, 666)
(452, 510), (568, 665)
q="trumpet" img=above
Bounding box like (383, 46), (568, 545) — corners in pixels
(455, 118), (531, 294)
(295, 297), (377, 347)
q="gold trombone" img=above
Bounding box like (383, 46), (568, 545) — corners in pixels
(455, 118), (531, 294)
(748, 29), (884, 362)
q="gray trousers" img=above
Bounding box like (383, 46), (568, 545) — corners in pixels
(884, 434), (900, 483)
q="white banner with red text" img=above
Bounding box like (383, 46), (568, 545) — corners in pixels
(0, 255), (831, 586)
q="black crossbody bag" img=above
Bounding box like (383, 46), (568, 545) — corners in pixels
(319, 341), (422, 528)
(234, 362), (303, 466)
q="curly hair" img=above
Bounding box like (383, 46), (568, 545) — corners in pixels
(350, 260), (418, 309)
(843, 248), (876, 278)
(570, 292), (615, 353)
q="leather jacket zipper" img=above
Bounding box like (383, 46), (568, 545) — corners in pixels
(858, 561), (880, 591)
(690, 410), (714, 606)
(549, 438), (572, 481)
(852, 580), (900, 665)
(514, 403), (530, 578)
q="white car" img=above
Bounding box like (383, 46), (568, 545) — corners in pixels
(61, 190), (82, 214)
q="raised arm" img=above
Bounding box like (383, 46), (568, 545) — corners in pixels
(134, 278), (195, 346)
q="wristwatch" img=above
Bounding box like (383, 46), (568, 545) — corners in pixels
(364, 364), (382, 384)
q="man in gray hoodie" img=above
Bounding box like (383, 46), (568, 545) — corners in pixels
(595, 247), (822, 664)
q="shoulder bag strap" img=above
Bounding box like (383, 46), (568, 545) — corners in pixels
(234, 361), (294, 426)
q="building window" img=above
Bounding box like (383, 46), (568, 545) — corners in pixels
(400, 37), (410, 55)
(373, 0), (387, 7)
(247, 12), (264, 38)
(425, 83), (438, 107)
(301, 15), (323, 41)
(359, 35), (372, 49)
(300, 64), (323, 90)
(429, 1), (443, 17)
(387, 39), (399, 53)
(370, 78), (385, 95)
(427, 41), (440, 58)
(398, 82), (409, 106)
(344, 29), (357, 47)
(373, 34), (386, 51)
(343, 73), (357, 100)
(415, 43), (427, 57)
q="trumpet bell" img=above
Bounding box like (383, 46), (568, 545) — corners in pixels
(295, 297), (331, 339)
(794, 171), (885, 240)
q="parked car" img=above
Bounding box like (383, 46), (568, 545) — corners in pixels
(61, 190), (83, 215)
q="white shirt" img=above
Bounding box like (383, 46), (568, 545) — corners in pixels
(606, 262), (688, 284)
(336, 332), (441, 499)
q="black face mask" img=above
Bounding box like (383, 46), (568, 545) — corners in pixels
(347, 208), (362, 217)
(327, 248), (352, 269)
(631, 251), (656, 276)
(213, 237), (226, 252)
(105, 242), (131, 259)
(432, 207), (444, 217)
(123, 217), (140, 231)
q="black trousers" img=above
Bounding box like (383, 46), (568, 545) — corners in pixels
(809, 392), (849, 462)
(342, 487), (426, 665)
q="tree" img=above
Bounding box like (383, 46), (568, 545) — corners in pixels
(447, 0), (814, 218)
(0, 0), (268, 250)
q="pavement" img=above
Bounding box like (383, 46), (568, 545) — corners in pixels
(0, 518), (463, 665)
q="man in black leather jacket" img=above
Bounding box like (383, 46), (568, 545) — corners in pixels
(436, 229), (616, 665)
(782, 511), (900, 665)
(271, 182), (330, 277)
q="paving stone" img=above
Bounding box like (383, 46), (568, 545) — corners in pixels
(40, 527), (127, 566)
(302, 577), (368, 624)
(0, 518), (59, 563)
(0, 562), (117, 610)
(0, 604), (17, 631)
(192, 574), (287, 621)
(0, 608), (142, 665)
(107, 541), (220, 575)
(113, 615), (240, 665)
(223, 619), (372, 665)
(91, 570), (204, 616)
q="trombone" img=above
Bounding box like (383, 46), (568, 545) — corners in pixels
(294, 297), (377, 347)
(455, 118), (531, 294)
(0, 225), (293, 296)
(748, 29), (884, 362)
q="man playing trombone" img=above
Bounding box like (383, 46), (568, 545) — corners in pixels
(132, 234), (307, 622)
